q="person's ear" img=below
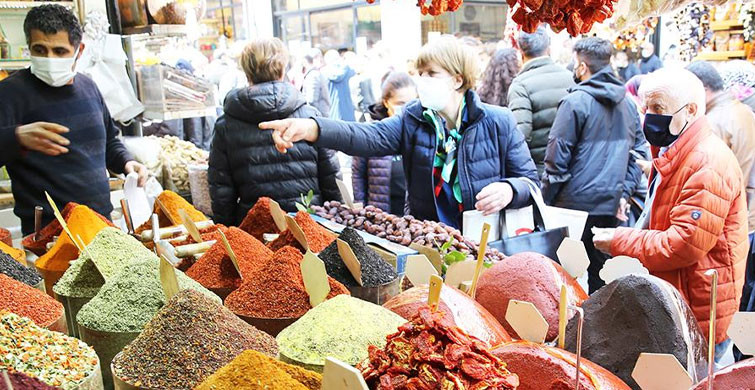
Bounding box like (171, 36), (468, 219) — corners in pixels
(687, 102), (698, 117)
(452, 74), (464, 91)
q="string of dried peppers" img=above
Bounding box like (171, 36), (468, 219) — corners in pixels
(366, 0), (463, 16)
(508, 0), (617, 36)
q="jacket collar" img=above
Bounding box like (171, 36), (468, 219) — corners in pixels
(520, 56), (553, 74)
(406, 89), (486, 127)
(707, 90), (734, 112)
(653, 116), (711, 177)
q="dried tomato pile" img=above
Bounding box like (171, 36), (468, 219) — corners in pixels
(239, 197), (281, 242)
(359, 306), (519, 390)
(508, 0), (617, 36)
(365, 0), (462, 16)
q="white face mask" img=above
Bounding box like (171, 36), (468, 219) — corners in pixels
(30, 48), (79, 87)
(415, 75), (453, 111)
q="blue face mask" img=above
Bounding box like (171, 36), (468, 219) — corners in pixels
(643, 104), (689, 147)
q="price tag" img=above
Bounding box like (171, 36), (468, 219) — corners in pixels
(285, 215), (309, 251)
(557, 238), (590, 279)
(409, 243), (444, 274)
(179, 209), (203, 243)
(44, 191), (83, 252)
(159, 255), (180, 301)
(727, 312), (755, 355)
(599, 256), (649, 284)
(155, 197), (178, 225)
(631, 353), (692, 390)
(321, 357), (369, 390)
(505, 300), (548, 344)
(469, 223), (491, 299)
(217, 229), (242, 279)
(404, 254), (438, 287)
(336, 178), (362, 210)
(301, 251), (331, 307)
(427, 274), (443, 311)
(558, 285), (567, 349)
(444, 260), (478, 288)
(336, 239), (363, 286)
(268, 199), (288, 232)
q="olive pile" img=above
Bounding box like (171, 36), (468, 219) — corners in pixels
(312, 202), (505, 263)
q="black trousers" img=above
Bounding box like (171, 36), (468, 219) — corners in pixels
(581, 215), (620, 294)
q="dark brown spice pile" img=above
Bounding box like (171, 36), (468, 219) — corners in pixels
(0, 250), (42, 286)
(111, 289), (278, 390)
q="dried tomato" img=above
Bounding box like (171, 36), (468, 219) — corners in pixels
(509, 0), (617, 37)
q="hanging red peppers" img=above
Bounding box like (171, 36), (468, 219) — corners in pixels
(366, 0), (463, 16)
(508, 0), (617, 36)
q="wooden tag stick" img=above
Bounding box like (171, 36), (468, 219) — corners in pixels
(150, 213), (160, 247)
(268, 199), (288, 232)
(217, 229), (242, 278)
(34, 205), (43, 241)
(558, 285), (568, 349)
(44, 191), (83, 251)
(159, 255), (180, 301)
(179, 209), (203, 243)
(704, 269), (717, 390)
(120, 199), (135, 235)
(76, 234), (108, 280)
(569, 305), (584, 390)
(285, 215), (310, 252)
(428, 274), (443, 311)
(174, 241), (215, 258)
(155, 196), (178, 225)
(469, 223), (491, 299)
(1, 370), (13, 390)
(336, 239), (363, 286)
(155, 240), (181, 267)
(301, 250), (331, 307)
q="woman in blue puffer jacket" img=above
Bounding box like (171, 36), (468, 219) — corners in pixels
(260, 37), (539, 229)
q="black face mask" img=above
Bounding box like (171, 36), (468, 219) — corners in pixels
(643, 104), (689, 147)
(573, 71), (582, 84)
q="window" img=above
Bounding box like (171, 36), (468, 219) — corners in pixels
(454, 3), (506, 41)
(356, 5), (381, 48)
(282, 15), (308, 43)
(310, 8), (354, 50)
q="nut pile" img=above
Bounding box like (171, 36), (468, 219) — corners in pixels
(151, 135), (208, 193)
(311, 202), (505, 262)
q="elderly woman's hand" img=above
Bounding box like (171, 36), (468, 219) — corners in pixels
(475, 182), (513, 216)
(259, 118), (319, 153)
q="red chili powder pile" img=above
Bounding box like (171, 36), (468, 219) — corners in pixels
(172, 225), (229, 247)
(239, 197), (281, 242)
(0, 273), (63, 327)
(0, 227), (11, 246)
(267, 212), (335, 253)
(186, 227), (273, 290)
(21, 202), (113, 253)
(225, 246), (349, 319)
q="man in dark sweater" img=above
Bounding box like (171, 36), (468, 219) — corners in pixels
(639, 42), (663, 74)
(0, 5), (147, 234)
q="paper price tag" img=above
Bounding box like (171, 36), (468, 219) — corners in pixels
(179, 209), (203, 243)
(557, 238), (590, 279)
(632, 353), (692, 390)
(155, 197), (178, 225)
(336, 178), (362, 210)
(445, 261), (478, 289)
(404, 254), (438, 287)
(727, 311), (755, 355)
(268, 199), (288, 232)
(409, 243), (443, 274)
(599, 256), (649, 284)
(505, 300), (548, 344)
(428, 274), (443, 311)
(301, 251), (331, 307)
(285, 215), (310, 251)
(217, 229), (242, 279)
(337, 239), (363, 286)
(321, 357), (369, 390)
(155, 240), (181, 267)
(159, 255), (180, 301)
(44, 191), (83, 252)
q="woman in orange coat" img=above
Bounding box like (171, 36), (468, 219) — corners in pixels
(593, 68), (748, 363)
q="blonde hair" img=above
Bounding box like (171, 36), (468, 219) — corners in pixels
(240, 38), (289, 84)
(416, 37), (480, 91)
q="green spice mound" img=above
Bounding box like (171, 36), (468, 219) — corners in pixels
(112, 289), (278, 390)
(76, 260), (221, 333)
(54, 227), (157, 298)
(276, 295), (406, 367)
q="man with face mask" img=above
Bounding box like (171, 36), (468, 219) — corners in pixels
(639, 42), (663, 75)
(0, 5), (147, 235)
(593, 68), (748, 363)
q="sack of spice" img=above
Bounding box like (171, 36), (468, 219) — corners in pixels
(134, 190), (208, 234)
(196, 350), (322, 390)
(276, 295), (406, 370)
(0, 371), (60, 390)
(0, 311), (100, 390)
(358, 305), (520, 390)
(318, 227), (398, 288)
(0, 248), (41, 286)
(54, 227), (160, 299)
(112, 289), (278, 390)
(238, 197), (282, 242)
(0, 274), (64, 328)
(186, 227), (273, 291)
(188, 164), (212, 216)
(383, 284), (512, 348)
(225, 246), (350, 320)
(0, 240), (26, 265)
(268, 211), (335, 253)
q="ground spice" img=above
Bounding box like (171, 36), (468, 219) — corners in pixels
(0, 227), (10, 246)
(0, 249), (41, 286)
(276, 295), (406, 367)
(36, 205), (111, 272)
(0, 371), (60, 390)
(268, 211), (334, 253)
(112, 289), (278, 390)
(196, 350), (321, 390)
(319, 227), (397, 287)
(173, 225), (229, 271)
(186, 227), (273, 290)
(0, 241), (26, 265)
(0, 274), (63, 327)
(76, 260), (220, 333)
(0, 312), (99, 390)
(134, 191), (207, 234)
(53, 227), (158, 298)
(22, 202), (113, 255)
(225, 246), (349, 319)
(238, 197), (280, 242)
(358, 306), (519, 389)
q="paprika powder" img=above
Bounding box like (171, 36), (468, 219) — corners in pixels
(0, 274), (63, 328)
(238, 197), (281, 242)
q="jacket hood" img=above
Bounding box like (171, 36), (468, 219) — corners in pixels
(572, 66), (626, 106)
(367, 103), (389, 121)
(223, 81), (307, 123)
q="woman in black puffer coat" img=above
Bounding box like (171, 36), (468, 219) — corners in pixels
(209, 38), (341, 225)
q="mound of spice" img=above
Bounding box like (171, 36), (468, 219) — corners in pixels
(277, 295), (406, 367)
(0, 227), (10, 246)
(196, 350), (322, 390)
(0, 249), (42, 286)
(22, 202), (113, 255)
(0, 312), (99, 390)
(0, 274), (63, 327)
(238, 197), (281, 242)
(112, 289), (278, 389)
(358, 306), (519, 390)
(268, 211), (335, 253)
(319, 227), (397, 287)
(0, 371), (60, 390)
(0, 241), (26, 265)
(186, 227), (273, 290)
(225, 246), (349, 319)
(134, 190), (207, 234)
(36, 205), (111, 273)
(76, 260), (220, 333)
(53, 227), (158, 298)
